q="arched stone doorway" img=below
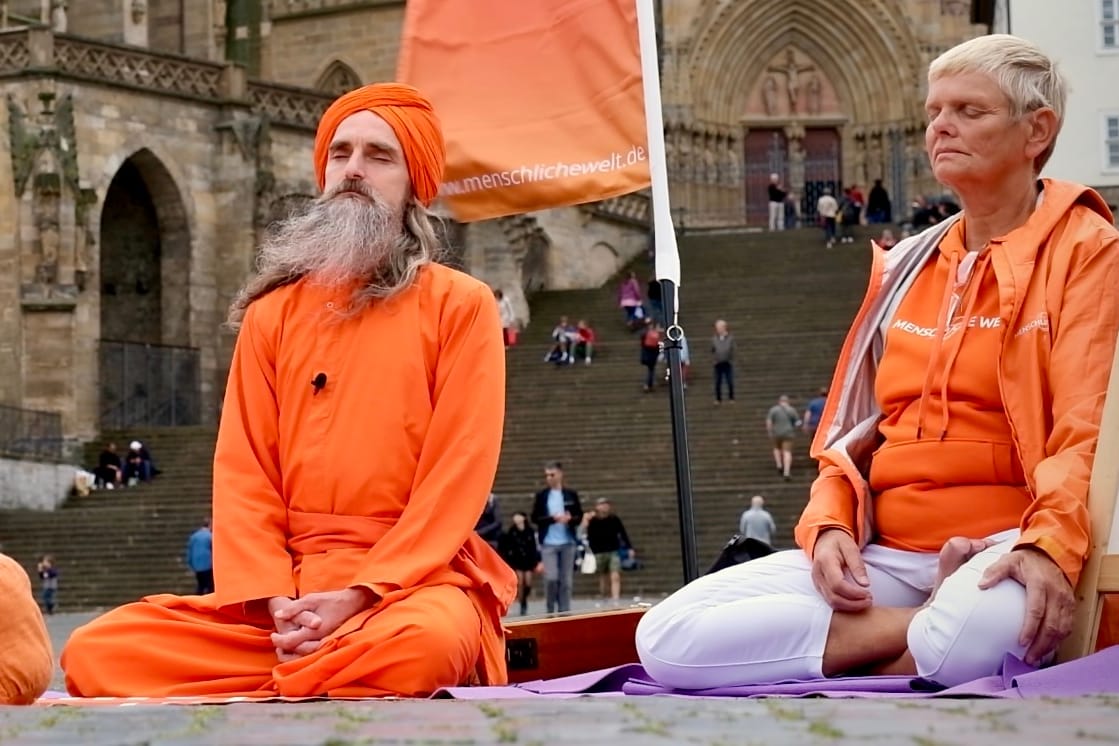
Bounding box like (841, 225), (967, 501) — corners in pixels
(98, 149), (198, 428)
(315, 60), (363, 96)
(744, 127), (841, 226)
(669, 0), (931, 227)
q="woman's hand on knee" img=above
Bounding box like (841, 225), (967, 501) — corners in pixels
(979, 547), (1074, 665)
(811, 529), (872, 612)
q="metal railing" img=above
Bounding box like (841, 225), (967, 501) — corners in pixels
(99, 340), (201, 429)
(0, 404), (63, 461)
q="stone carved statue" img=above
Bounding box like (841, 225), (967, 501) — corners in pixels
(787, 137), (806, 192)
(8, 91), (88, 301)
(684, 132), (702, 183)
(806, 74), (823, 115)
(31, 150), (62, 284)
(704, 140), (718, 184)
(762, 75), (779, 116)
(768, 49), (816, 114)
(723, 141), (741, 185)
(676, 130), (691, 181)
(48, 0), (66, 32)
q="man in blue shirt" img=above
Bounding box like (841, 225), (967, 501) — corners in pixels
(530, 462), (583, 613)
(802, 387), (828, 448)
(185, 518), (214, 595)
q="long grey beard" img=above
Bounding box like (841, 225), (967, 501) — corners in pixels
(256, 180), (402, 290)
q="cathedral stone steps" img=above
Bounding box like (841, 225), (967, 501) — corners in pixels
(0, 226), (880, 610)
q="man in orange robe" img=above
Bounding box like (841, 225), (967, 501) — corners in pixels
(61, 83), (517, 698)
(1, 553), (53, 704)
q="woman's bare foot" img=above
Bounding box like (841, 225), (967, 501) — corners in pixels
(930, 536), (997, 601)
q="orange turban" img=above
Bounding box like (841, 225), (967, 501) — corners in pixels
(313, 83), (446, 206)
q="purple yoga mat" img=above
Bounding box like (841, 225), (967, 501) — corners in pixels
(434, 646), (1119, 700)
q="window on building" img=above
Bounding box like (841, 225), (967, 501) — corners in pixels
(1107, 115), (1119, 169)
(1103, 0), (1119, 49)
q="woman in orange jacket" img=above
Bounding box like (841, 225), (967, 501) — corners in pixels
(636, 34), (1119, 689)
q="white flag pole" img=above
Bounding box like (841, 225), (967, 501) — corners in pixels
(634, 0), (679, 289)
(635, 0), (699, 583)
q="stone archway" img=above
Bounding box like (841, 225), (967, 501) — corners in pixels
(99, 158), (163, 345)
(687, 0), (923, 126)
(672, 0), (929, 225)
(99, 149), (191, 346)
(98, 149), (197, 427)
(315, 60), (363, 96)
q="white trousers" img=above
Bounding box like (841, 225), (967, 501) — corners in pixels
(768, 201), (785, 231)
(636, 529), (1026, 689)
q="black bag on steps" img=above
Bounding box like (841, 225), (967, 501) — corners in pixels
(706, 535), (776, 574)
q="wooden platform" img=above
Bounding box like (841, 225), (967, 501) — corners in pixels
(504, 606), (648, 683)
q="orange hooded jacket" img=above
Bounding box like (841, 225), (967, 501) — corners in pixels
(798, 179), (1119, 591)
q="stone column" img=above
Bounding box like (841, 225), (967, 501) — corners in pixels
(690, 129), (704, 220)
(667, 125), (689, 224)
(783, 122), (806, 226)
(850, 126), (868, 190)
(907, 123), (933, 202)
(9, 86), (88, 440)
(866, 127), (884, 186)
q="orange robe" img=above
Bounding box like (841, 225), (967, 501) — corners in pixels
(0, 554), (53, 704)
(62, 264), (516, 698)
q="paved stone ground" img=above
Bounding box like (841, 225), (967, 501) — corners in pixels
(0, 604), (1115, 745)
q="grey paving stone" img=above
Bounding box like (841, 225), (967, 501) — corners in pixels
(1, 697), (1119, 746)
(17, 609), (1119, 746)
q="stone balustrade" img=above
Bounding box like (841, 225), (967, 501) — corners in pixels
(246, 80), (332, 131)
(584, 190), (652, 227)
(0, 28), (332, 130)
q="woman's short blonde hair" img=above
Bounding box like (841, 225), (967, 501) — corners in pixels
(929, 34), (1067, 171)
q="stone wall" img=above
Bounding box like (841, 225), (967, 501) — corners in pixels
(267, 127), (318, 198)
(0, 456), (78, 510)
(264, 1), (404, 87)
(148, 0), (186, 56)
(62, 0), (125, 42)
(534, 210), (646, 291)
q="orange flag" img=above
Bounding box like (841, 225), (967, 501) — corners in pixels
(397, 0), (651, 222)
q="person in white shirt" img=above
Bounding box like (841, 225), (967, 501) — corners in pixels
(494, 288), (517, 347)
(816, 189), (839, 248)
